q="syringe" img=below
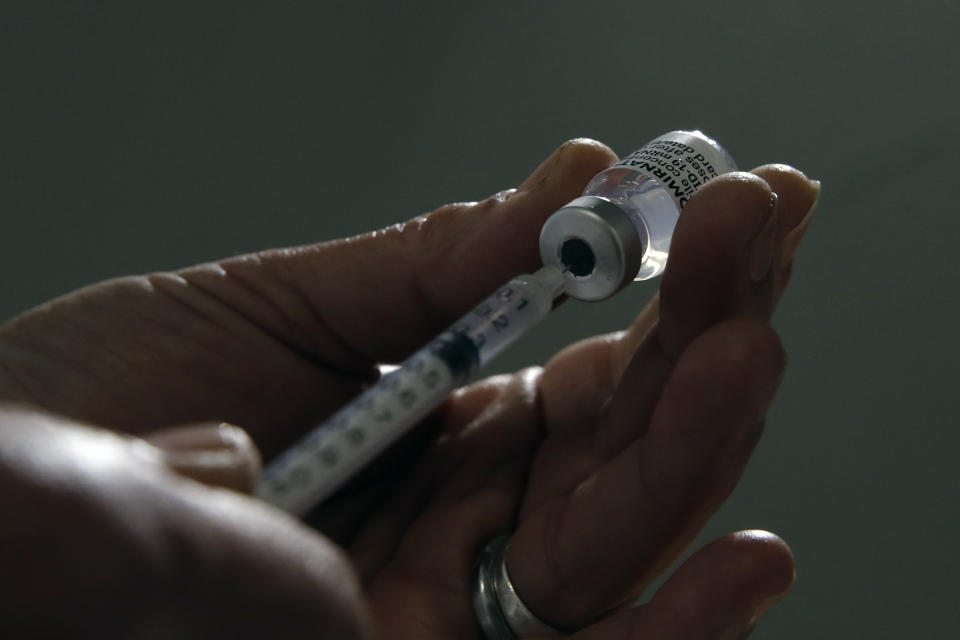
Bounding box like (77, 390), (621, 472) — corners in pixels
(257, 129), (737, 516)
(256, 265), (567, 515)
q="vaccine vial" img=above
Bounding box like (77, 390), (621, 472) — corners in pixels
(539, 130), (737, 301)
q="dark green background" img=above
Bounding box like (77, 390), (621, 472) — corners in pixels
(2, 2), (957, 637)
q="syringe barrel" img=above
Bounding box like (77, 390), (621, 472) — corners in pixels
(450, 266), (564, 367)
(256, 344), (458, 515)
(540, 130), (737, 301)
(256, 266), (564, 515)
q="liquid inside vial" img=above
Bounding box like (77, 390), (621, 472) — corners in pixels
(584, 130), (737, 281)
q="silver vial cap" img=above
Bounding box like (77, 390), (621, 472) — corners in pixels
(539, 196), (644, 302)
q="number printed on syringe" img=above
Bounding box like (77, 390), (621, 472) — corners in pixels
(258, 347), (456, 514)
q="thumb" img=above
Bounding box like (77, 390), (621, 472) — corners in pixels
(179, 139), (616, 367)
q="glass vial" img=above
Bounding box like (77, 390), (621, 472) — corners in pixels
(539, 130), (737, 301)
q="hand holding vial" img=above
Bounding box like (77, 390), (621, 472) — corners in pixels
(0, 137), (820, 637)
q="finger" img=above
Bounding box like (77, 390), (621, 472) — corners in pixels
(343, 368), (544, 581)
(749, 164), (821, 303)
(592, 173), (781, 460)
(0, 407), (371, 639)
(563, 531), (794, 640)
(154, 484), (373, 639)
(538, 167), (819, 441)
(144, 421), (262, 494)
(527, 174), (778, 507)
(652, 165), (818, 356)
(176, 139), (618, 367)
(540, 173), (775, 440)
(658, 173), (779, 357)
(597, 169), (818, 455)
(509, 318), (787, 628)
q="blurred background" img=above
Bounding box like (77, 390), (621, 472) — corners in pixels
(2, 1), (957, 636)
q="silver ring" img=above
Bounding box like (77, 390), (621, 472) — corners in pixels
(473, 535), (563, 639)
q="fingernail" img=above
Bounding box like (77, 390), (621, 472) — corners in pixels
(148, 422), (245, 452)
(780, 179), (820, 267)
(748, 194), (779, 283)
(147, 423), (261, 493)
(518, 141), (570, 192)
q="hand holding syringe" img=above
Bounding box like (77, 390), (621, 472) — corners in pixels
(257, 130), (738, 515)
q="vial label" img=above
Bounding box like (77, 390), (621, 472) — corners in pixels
(612, 131), (733, 210)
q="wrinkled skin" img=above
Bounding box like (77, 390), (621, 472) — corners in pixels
(0, 139), (819, 638)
